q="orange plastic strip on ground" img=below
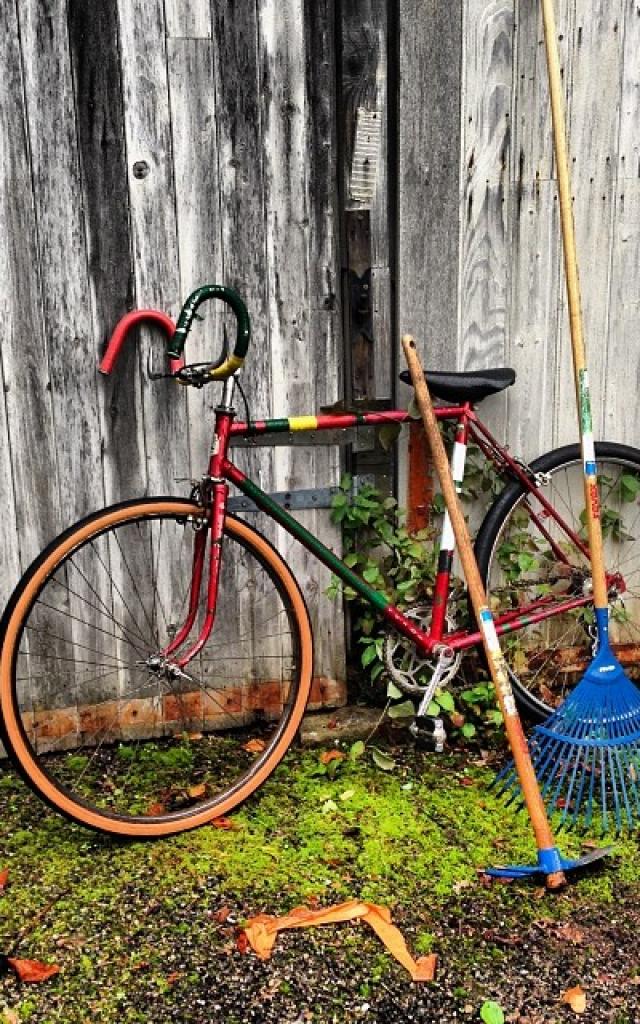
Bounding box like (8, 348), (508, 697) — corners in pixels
(241, 900), (437, 982)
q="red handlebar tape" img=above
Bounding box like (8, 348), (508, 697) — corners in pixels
(99, 310), (183, 375)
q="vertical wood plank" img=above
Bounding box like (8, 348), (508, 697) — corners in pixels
(167, 37), (223, 476)
(164, 0), (211, 39)
(552, 0), (625, 447)
(0, 0), (61, 579)
(258, 0), (345, 687)
(18, 0), (106, 523)
(398, 0), (463, 369)
(305, 0), (345, 683)
(458, 0), (514, 442)
(604, 2), (640, 444)
(340, 0), (391, 401)
(68, 0), (147, 503)
(117, 0), (188, 495)
(212, 0), (275, 515)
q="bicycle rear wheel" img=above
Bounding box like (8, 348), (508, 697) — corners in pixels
(0, 499), (312, 836)
(476, 442), (640, 722)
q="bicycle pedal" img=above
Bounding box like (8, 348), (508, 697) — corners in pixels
(409, 716), (447, 752)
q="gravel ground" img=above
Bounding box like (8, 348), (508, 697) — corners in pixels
(1, 743), (639, 1023)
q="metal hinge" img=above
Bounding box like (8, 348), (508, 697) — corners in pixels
(227, 487), (339, 514)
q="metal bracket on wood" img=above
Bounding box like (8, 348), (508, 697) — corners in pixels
(227, 487), (339, 514)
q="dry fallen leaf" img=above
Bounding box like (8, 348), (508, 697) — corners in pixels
(145, 802), (167, 817)
(561, 985), (587, 1014)
(211, 816), (237, 830)
(187, 783), (206, 799)
(213, 906), (232, 923)
(7, 958), (60, 983)
(555, 922), (585, 945)
(0, 869), (8, 892)
(2, 1009), (19, 1024)
(320, 750), (345, 765)
(243, 738), (266, 753)
(236, 931), (249, 954)
(165, 971), (183, 985)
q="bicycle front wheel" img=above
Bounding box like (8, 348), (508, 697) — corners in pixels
(0, 499), (313, 836)
(475, 442), (640, 722)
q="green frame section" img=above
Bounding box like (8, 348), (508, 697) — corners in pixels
(226, 464), (389, 614)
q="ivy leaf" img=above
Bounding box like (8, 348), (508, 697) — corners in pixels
(387, 681), (404, 699)
(378, 422), (402, 452)
(387, 700), (415, 719)
(361, 645), (378, 668)
(620, 473), (640, 502)
(436, 691), (455, 713)
(480, 1000), (505, 1024)
(462, 723), (477, 739)
(350, 740), (365, 761)
(371, 748), (396, 772)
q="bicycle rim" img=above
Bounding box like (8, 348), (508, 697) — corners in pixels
(0, 499), (312, 836)
(479, 445), (640, 721)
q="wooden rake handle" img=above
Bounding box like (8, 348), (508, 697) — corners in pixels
(402, 336), (566, 889)
(540, 0), (608, 612)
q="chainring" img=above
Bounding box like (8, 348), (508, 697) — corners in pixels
(383, 603), (462, 696)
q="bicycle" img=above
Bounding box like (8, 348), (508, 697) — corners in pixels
(1, 285), (640, 837)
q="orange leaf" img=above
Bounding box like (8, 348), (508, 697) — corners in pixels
(320, 750), (345, 765)
(145, 802), (167, 817)
(7, 958), (60, 983)
(165, 971), (183, 986)
(243, 738), (266, 753)
(561, 985), (587, 1014)
(0, 869), (8, 891)
(213, 905), (232, 923)
(187, 783), (206, 799)
(187, 732), (203, 741)
(413, 953), (437, 982)
(211, 816), (237, 830)
(236, 931), (249, 954)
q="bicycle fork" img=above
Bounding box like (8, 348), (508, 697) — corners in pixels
(151, 379), (237, 675)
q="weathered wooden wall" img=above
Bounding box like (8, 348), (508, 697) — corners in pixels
(3, 0), (639, 700)
(0, 0), (345, 691)
(399, 0), (640, 463)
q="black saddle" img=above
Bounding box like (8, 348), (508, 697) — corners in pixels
(398, 367), (516, 404)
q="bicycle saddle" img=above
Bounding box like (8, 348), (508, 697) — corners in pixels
(398, 367), (516, 404)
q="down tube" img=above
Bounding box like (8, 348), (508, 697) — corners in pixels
(223, 460), (389, 613)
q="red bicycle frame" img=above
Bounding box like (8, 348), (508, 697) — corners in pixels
(160, 380), (598, 670)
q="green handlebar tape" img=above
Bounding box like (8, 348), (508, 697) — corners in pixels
(168, 285), (251, 360)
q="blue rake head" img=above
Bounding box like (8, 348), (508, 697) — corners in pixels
(496, 637), (640, 833)
(485, 844), (612, 883)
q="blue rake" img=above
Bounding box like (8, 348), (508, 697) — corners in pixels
(496, 612), (640, 833)
(496, 0), (640, 835)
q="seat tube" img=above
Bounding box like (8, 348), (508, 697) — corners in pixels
(430, 405), (471, 639)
